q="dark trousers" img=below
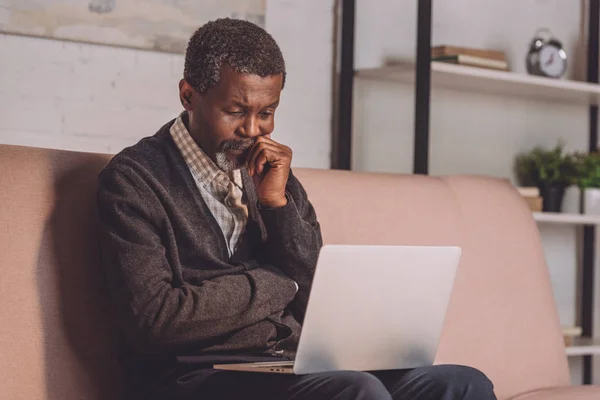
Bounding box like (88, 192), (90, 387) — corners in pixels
(153, 364), (496, 400)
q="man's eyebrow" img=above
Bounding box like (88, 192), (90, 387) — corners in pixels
(229, 99), (280, 108)
(231, 100), (248, 107)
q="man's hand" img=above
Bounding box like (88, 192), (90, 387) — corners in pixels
(246, 136), (292, 208)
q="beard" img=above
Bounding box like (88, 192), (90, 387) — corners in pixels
(214, 138), (256, 172)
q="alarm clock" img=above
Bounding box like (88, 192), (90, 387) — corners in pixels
(526, 29), (567, 79)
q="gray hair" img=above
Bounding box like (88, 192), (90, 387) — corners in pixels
(184, 18), (286, 93)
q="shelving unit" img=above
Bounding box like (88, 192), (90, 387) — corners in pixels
(534, 213), (600, 359)
(334, 0), (600, 385)
(565, 338), (600, 357)
(533, 212), (600, 225)
(357, 62), (600, 105)
(567, 338), (600, 357)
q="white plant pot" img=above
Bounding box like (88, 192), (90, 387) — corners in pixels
(583, 188), (600, 215)
(562, 186), (581, 214)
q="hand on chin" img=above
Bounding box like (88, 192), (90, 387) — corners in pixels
(245, 137), (292, 208)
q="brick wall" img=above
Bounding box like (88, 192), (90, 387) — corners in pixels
(0, 0), (334, 168)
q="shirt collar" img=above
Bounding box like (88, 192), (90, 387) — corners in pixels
(170, 112), (240, 187)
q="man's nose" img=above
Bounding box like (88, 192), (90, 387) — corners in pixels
(240, 116), (261, 138)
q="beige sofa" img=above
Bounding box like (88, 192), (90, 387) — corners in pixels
(1, 143), (599, 400)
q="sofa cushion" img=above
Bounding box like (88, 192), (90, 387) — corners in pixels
(295, 169), (571, 400)
(0, 145), (120, 400)
(509, 386), (600, 399)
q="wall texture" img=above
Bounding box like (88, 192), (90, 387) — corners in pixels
(0, 0), (334, 168)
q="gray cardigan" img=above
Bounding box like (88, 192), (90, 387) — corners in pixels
(97, 119), (322, 385)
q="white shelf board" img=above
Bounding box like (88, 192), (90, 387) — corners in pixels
(566, 338), (600, 356)
(533, 212), (600, 225)
(356, 62), (600, 105)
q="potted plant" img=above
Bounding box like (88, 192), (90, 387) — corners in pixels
(515, 144), (577, 212)
(574, 151), (600, 215)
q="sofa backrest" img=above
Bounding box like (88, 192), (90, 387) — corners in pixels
(0, 145), (570, 400)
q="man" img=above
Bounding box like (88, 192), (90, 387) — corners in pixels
(97, 18), (496, 400)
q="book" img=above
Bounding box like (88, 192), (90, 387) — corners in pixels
(517, 187), (540, 197)
(523, 196), (543, 212)
(517, 187), (542, 212)
(562, 326), (583, 337)
(431, 45), (506, 61)
(433, 54), (509, 71)
(562, 326), (582, 347)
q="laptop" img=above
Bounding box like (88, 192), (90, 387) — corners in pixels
(214, 244), (461, 375)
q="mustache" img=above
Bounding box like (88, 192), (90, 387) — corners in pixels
(218, 138), (256, 152)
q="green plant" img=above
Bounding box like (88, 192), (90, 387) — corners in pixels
(573, 151), (600, 189)
(515, 144), (578, 188)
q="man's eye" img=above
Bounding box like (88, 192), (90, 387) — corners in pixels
(259, 111), (273, 118)
(227, 110), (244, 116)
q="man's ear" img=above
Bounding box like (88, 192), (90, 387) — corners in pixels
(179, 79), (195, 111)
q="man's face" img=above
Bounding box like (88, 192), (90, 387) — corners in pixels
(180, 66), (283, 172)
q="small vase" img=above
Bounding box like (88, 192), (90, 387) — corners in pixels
(541, 185), (566, 212)
(562, 186), (581, 213)
(583, 188), (600, 215)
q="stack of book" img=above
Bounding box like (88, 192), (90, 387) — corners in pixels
(562, 326), (582, 347)
(432, 45), (509, 71)
(517, 187), (542, 212)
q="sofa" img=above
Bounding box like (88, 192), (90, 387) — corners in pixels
(1, 143), (599, 399)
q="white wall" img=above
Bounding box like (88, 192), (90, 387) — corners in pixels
(353, 0), (598, 384)
(0, 0), (334, 168)
(0, 33), (182, 154)
(266, 0), (333, 168)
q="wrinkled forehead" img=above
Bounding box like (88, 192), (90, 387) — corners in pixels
(208, 66), (284, 106)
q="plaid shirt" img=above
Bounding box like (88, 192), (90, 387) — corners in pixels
(170, 114), (247, 257)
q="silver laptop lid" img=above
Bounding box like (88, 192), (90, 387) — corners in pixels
(294, 245), (461, 375)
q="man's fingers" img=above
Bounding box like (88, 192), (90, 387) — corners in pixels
(244, 136), (292, 176)
(246, 143), (262, 176)
(248, 142), (282, 175)
(253, 145), (280, 176)
(256, 152), (269, 175)
(245, 145), (257, 176)
(246, 142), (265, 175)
